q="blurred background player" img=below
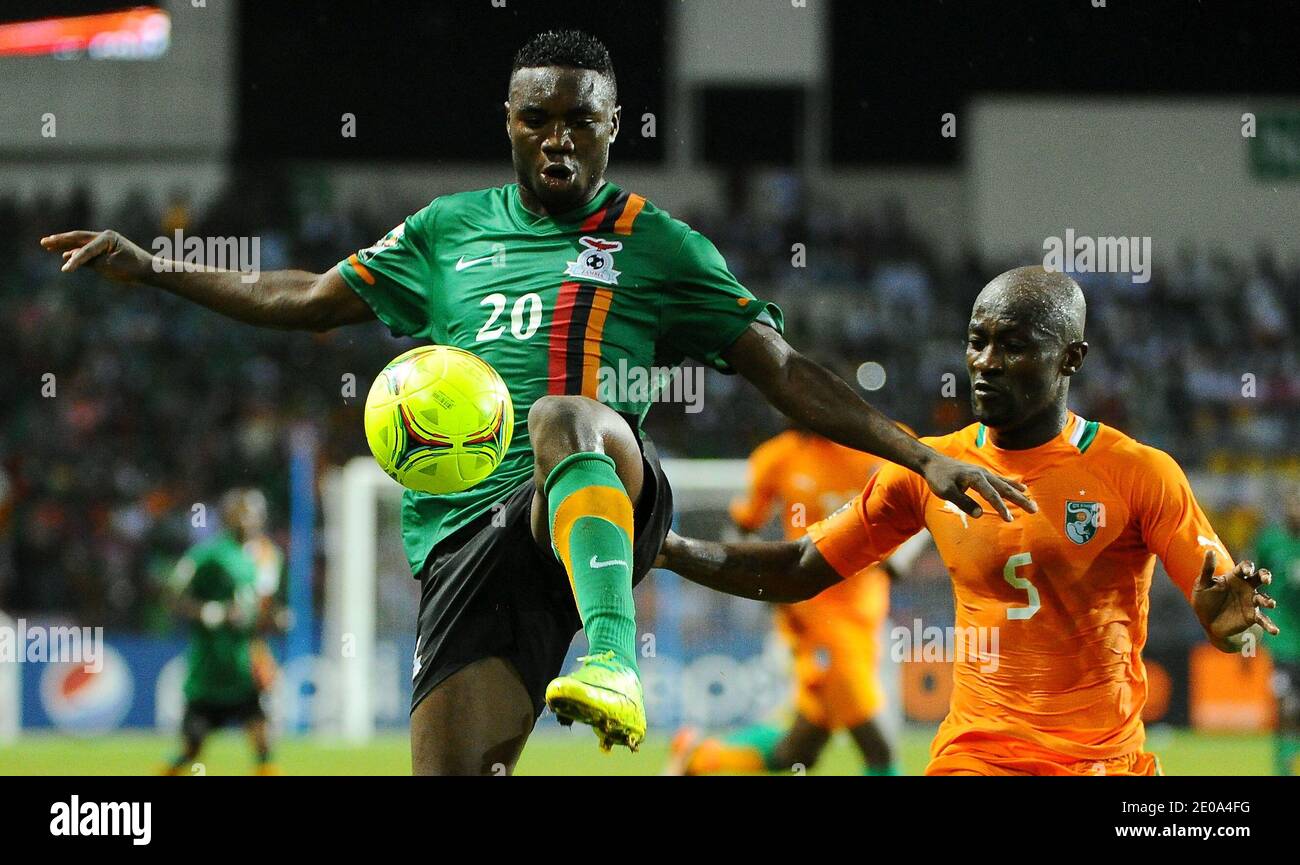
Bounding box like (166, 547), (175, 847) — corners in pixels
(162, 488), (286, 776)
(1253, 486), (1300, 775)
(668, 424), (927, 775)
(660, 267), (1281, 776)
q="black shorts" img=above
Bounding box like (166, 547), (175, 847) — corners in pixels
(411, 434), (673, 719)
(181, 695), (265, 739)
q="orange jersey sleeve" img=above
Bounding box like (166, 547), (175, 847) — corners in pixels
(807, 460), (928, 579)
(1129, 443), (1233, 599)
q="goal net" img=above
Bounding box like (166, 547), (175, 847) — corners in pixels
(319, 456), (903, 742)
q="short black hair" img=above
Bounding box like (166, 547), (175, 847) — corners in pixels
(512, 30), (617, 99)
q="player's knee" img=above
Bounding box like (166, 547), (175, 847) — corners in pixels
(529, 394), (599, 436)
(528, 396), (632, 464)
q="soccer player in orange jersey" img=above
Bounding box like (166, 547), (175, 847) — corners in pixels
(668, 428), (926, 775)
(659, 266), (1280, 776)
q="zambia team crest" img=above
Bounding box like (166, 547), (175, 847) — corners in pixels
(565, 236), (622, 285)
(1065, 500), (1103, 545)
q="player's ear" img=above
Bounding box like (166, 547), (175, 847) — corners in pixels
(609, 105), (621, 143)
(503, 100), (512, 135)
(1062, 341), (1088, 377)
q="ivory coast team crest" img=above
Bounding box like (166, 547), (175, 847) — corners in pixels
(1065, 500), (1103, 545)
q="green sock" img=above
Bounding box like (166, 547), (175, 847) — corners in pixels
(546, 452), (638, 674)
(865, 763), (901, 776)
(724, 723), (785, 771)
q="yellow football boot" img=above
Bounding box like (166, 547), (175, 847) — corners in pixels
(545, 651), (646, 752)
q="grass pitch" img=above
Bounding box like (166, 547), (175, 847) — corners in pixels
(0, 726), (1275, 776)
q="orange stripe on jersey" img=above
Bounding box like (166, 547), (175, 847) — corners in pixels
(583, 190), (634, 234)
(580, 288), (613, 399)
(614, 194), (646, 235)
(346, 254), (375, 286)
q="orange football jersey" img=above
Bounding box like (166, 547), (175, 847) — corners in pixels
(808, 413), (1232, 763)
(733, 429), (894, 616)
(731, 430), (889, 621)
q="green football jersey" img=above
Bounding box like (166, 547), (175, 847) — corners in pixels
(173, 531), (261, 704)
(1255, 524), (1300, 663)
(338, 181), (783, 574)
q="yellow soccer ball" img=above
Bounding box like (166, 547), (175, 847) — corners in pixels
(363, 346), (514, 494)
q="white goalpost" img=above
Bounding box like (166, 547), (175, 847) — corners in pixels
(0, 610), (19, 745)
(320, 459), (384, 743)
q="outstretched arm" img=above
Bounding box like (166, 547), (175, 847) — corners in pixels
(39, 230), (374, 332)
(722, 323), (1036, 522)
(1133, 446), (1281, 653)
(656, 531), (842, 603)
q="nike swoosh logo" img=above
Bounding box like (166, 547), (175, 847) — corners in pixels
(455, 254), (495, 272)
(589, 555), (628, 570)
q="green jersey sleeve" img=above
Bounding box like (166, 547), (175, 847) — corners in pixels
(659, 227), (784, 373)
(337, 199), (439, 339)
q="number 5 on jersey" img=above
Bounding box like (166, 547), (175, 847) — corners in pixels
(1004, 552), (1040, 620)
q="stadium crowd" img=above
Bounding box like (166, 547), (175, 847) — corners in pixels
(1, 178), (1297, 627)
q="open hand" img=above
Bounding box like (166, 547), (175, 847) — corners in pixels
(1192, 550), (1278, 650)
(922, 453), (1037, 522)
(39, 230), (154, 283)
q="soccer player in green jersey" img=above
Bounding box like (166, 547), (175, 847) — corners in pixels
(1252, 487), (1300, 774)
(42, 31), (1034, 775)
(163, 489), (285, 776)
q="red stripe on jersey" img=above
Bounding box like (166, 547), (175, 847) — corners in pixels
(579, 208), (608, 233)
(547, 282), (581, 394)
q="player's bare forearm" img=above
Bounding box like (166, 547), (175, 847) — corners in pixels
(723, 324), (1036, 521)
(722, 324), (932, 473)
(144, 266), (336, 329)
(39, 230), (374, 331)
(657, 531), (841, 603)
